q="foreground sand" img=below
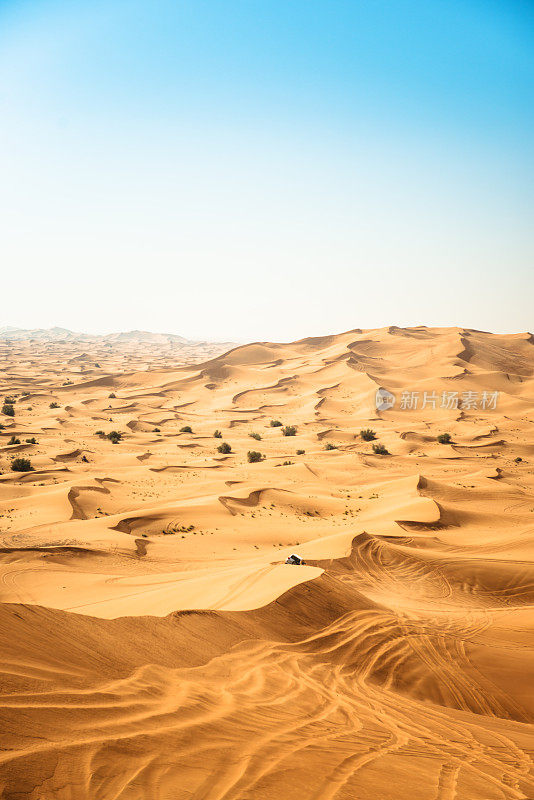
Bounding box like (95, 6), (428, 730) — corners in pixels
(0, 325), (533, 799)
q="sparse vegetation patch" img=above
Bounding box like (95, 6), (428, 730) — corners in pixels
(96, 430), (123, 443)
(372, 443), (390, 455)
(282, 425), (297, 436)
(11, 457), (33, 472)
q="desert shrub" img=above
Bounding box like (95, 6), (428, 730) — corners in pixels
(217, 442), (232, 454)
(0, 423), (4, 429)
(360, 428), (377, 441)
(180, 425), (193, 433)
(282, 425), (297, 437)
(11, 457), (32, 472)
(95, 430), (105, 436)
(270, 419), (282, 427)
(282, 460), (293, 466)
(2, 403), (14, 417)
(213, 429), (222, 438)
(514, 456), (523, 463)
(372, 443), (390, 455)
(4, 396), (15, 404)
(108, 393), (116, 399)
(296, 449), (305, 455)
(8, 436), (21, 445)
(49, 402), (60, 409)
(247, 450), (264, 463)
(249, 432), (262, 441)
(437, 433), (452, 444)
(25, 438), (37, 444)
(324, 443), (337, 450)
(106, 431), (122, 444)
(154, 427), (160, 432)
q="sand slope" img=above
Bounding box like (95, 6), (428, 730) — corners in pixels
(0, 325), (533, 799)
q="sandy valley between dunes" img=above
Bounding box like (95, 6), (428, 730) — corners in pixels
(0, 325), (533, 799)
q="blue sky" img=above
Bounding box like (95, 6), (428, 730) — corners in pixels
(1, 0), (533, 340)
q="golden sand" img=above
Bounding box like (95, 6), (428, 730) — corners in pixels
(0, 326), (533, 799)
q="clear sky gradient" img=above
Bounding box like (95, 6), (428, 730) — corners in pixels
(1, 0), (533, 341)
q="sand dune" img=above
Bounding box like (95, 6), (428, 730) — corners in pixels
(0, 325), (533, 799)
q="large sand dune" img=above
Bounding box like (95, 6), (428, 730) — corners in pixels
(0, 325), (533, 799)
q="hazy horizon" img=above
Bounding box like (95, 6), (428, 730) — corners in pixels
(0, 320), (532, 344)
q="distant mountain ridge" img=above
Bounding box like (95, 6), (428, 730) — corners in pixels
(0, 326), (231, 346)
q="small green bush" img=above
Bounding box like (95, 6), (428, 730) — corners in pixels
(515, 456), (523, 463)
(282, 460), (293, 466)
(270, 419), (282, 427)
(95, 430), (105, 436)
(180, 425), (193, 433)
(4, 396), (15, 404)
(360, 428), (377, 441)
(8, 436), (21, 445)
(11, 457), (33, 472)
(282, 425), (297, 437)
(247, 450), (264, 463)
(106, 431), (122, 444)
(213, 430), (222, 438)
(25, 438), (37, 444)
(249, 432), (262, 441)
(49, 402), (60, 409)
(217, 442), (232, 454)
(437, 433), (452, 444)
(296, 449), (305, 455)
(324, 443), (337, 450)
(372, 443), (390, 455)
(154, 427), (160, 433)
(108, 393), (116, 399)
(2, 403), (14, 417)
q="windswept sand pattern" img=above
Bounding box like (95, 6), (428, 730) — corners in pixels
(0, 326), (533, 799)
